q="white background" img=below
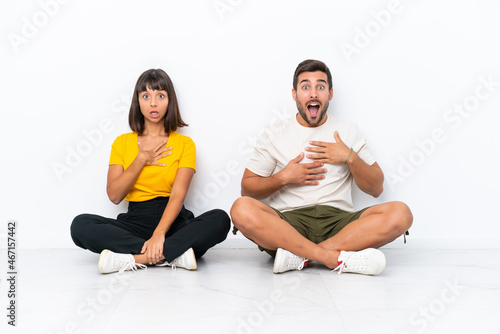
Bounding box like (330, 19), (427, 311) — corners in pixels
(1, 0), (499, 250)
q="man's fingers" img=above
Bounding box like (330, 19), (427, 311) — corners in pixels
(303, 180), (321, 186)
(306, 153), (324, 160)
(307, 174), (326, 180)
(305, 146), (325, 153)
(302, 161), (325, 169)
(334, 131), (343, 143)
(309, 140), (327, 147)
(292, 152), (305, 163)
(309, 167), (327, 174)
(302, 163), (326, 176)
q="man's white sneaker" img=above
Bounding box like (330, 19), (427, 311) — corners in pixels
(273, 248), (308, 274)
(333, 248), (386, 275)
(98, 249), (147, 274)
(156, 248), (197, 271)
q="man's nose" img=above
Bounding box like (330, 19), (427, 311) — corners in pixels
(309, 88), (318, 98)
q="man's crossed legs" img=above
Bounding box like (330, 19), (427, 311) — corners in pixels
(230, 197), (413, 275)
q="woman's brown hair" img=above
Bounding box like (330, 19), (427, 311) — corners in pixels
(129, 69), (188, 134)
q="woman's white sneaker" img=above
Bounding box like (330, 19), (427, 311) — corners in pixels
(98, 249), (147, 274)
(156, 248), (197, 271)
(333, 248), (386, 275)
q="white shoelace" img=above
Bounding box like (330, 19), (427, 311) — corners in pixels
(295, 260), (307, 271)
(333, 253), (367, 275)
(333, 261), (347, 274)
(287, 255), (308, 271)
(117, 257), (147, 274)
(154, 261), (177, 271)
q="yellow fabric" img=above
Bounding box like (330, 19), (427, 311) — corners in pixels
(109, 132), (196, 202)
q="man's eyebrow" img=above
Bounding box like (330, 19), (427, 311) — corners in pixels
(299, 79), (327, 84)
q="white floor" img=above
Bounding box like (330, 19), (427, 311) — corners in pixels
(2, 247), (500, 334)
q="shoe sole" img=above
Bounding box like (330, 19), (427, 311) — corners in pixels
(272, 248), (284, 274)
(370, 250), (386, 275)
(98, 249), (110, 274)
(185, 248), (197, 270)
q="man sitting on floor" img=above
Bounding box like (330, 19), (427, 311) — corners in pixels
(230, 59), (413, 275)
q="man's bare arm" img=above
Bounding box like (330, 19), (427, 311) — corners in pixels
(241, 152), (326, 199)
(307, 131), (384, 198)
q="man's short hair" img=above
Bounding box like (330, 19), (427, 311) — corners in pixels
(293, 59), (333, 91)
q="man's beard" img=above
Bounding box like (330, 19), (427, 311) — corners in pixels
(297, 100), (329, 127)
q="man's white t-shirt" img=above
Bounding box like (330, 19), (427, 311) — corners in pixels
(246, 114), (376, 212)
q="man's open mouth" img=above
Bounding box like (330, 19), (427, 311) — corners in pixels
(307, 102), (320, 117)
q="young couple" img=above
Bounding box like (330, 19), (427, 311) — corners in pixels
(71, 60), (412, 276)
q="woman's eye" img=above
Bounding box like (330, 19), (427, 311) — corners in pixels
(159, 94), (165, 98)
(142, 94), (149, 99)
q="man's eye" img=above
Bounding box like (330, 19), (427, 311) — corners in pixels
(302, 86), (309, 90)
(318, 85), (325, 90)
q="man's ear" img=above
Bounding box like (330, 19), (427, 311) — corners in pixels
(292, 88), (297, 101)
